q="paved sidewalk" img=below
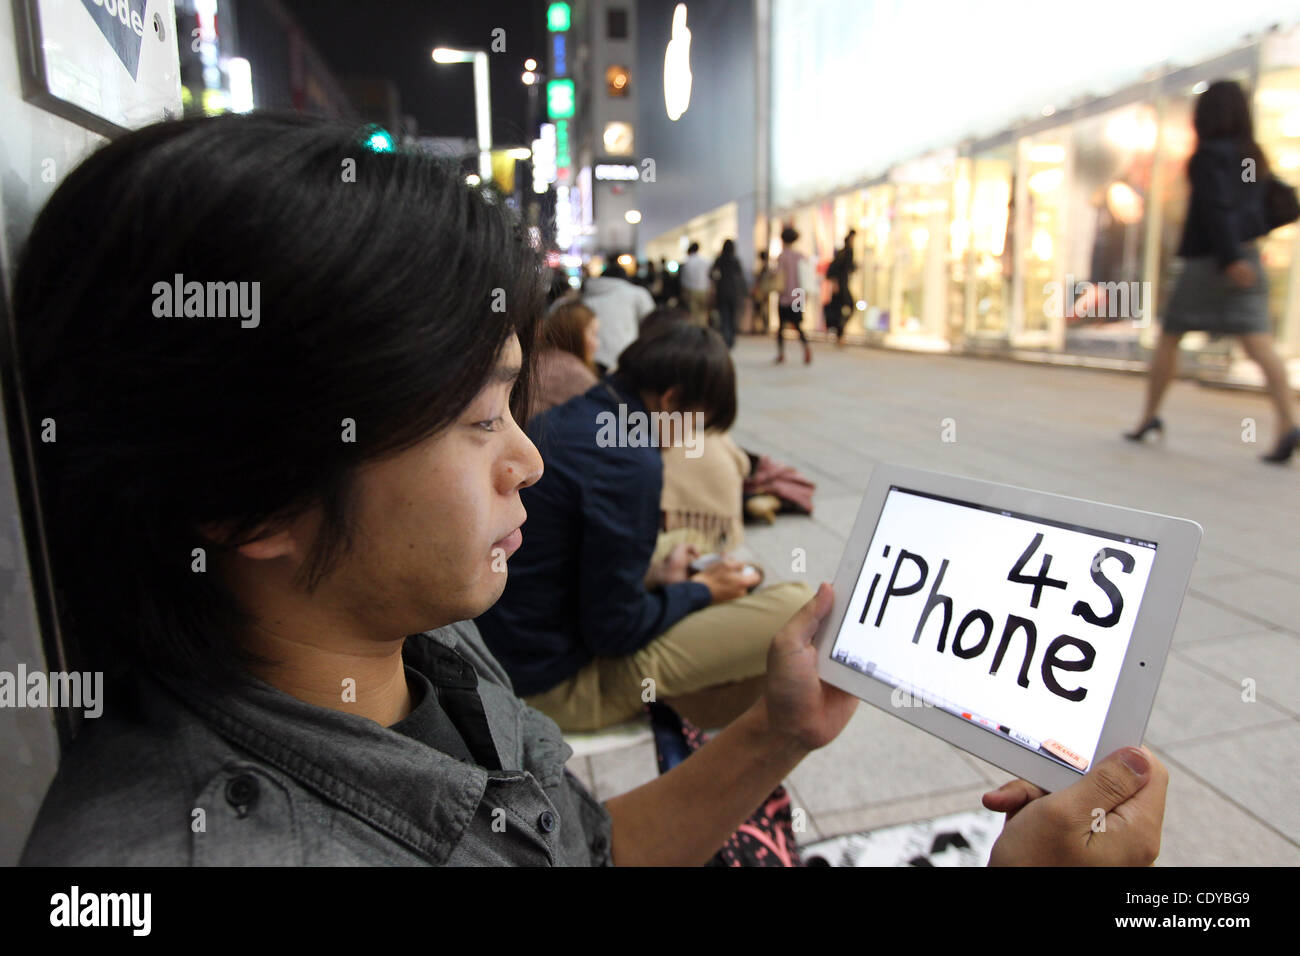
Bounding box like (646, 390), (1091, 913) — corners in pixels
(566, 335), (1300, 866)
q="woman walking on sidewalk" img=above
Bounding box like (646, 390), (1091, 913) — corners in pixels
(1127, 79), (1299, 462)
(775, 226), (812, 365)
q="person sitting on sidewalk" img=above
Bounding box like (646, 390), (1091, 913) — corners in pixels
(19, 113), (1169, 868)
(530, 297), (600, 418)
(476, 322), (813, 731)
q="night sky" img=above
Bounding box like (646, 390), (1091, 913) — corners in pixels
(281, 0), (546, 145)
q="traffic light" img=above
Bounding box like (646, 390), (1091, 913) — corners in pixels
(362, 124), (396, 153)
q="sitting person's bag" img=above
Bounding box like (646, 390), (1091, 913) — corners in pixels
(743, 452), (816, 517)
(648, 701), (803, 867)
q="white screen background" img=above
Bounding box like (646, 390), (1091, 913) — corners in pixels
(831, 489), (1156, 770)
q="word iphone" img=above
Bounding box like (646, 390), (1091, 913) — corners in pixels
(830, 487), (1157, 774)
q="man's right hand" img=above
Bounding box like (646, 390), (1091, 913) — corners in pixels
(983, 746), (1168, 866)
(692, 558), (761, 604)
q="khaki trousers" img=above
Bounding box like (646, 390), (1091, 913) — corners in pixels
(523, 580), (813, 732)
(685, 289), (710, 326)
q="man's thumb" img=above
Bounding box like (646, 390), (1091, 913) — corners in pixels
(1070, 747), (1151, 816)
(785, 582), (834, 643)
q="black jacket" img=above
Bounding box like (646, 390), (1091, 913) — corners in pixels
(1176, 138), (1269, 266)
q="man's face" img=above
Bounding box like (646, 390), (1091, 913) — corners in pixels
(319, 334), (542, 636)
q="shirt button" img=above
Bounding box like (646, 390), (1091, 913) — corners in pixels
(538, 810), (556, 833)
(225, 774), (260, 817)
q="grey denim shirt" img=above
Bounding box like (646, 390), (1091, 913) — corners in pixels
(21, 621), (614, 866)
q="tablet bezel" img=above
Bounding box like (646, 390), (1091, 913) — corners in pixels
(813, 463), (1202, 792)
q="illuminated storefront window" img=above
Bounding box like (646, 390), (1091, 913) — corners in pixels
(1060, 104), (1158, 359)
(1019, 135), (1067, 342)
(1255, 64), (1300, 352)
(967, 148), (1014, 337)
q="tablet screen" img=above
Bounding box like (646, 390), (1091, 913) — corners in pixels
(829, 486), (1157, 774)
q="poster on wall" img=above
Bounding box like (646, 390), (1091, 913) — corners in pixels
(16, 0), (182, 135)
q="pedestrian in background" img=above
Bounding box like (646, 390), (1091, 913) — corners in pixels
(644, 259), (660, 302)
(710, 238), (748, 348)
(680, 240), (711, 326)
(1127, 79), (1299, 462)
(775, 226), (812, 365)
(824, 230), (856, 347)
(582, 260), (655, 375)
(658, 255), (682, 308)
(752, 250), (779, 333)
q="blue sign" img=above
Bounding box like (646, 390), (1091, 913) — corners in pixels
(552, 34), (567, 76)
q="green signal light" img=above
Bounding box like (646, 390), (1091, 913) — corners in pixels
(547, 79), (575, 119)
(547, 2), (571, 32)
(362, 124), (396, 153)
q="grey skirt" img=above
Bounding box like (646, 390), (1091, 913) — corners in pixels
(1163, 243), (1269, 335)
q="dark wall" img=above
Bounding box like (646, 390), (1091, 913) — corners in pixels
(635, 0), (756, 259)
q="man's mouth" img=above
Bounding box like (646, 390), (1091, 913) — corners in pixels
(492, 523), (524, 556)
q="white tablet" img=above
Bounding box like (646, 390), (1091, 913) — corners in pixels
(814, 464), (1202, 792)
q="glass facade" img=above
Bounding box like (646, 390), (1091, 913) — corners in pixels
(770, 29), (1300, 382)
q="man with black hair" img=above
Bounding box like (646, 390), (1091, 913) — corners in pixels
(15, 113), (1170, 867)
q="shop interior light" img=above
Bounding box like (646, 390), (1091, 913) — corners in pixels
(625, 210), (642, 224)
(1028, 168), (1064, 193)
(1192, 81), (1209, 95)
(1028, 144), (1065, 163)
(466, 173), (481, 186)
(1105, 111), (1157, 151)
(525, 58), (538, 71)
(1031, 229), (1054, 262)
(1106, 182), (1145, 224)
(522, 70), (537, 85)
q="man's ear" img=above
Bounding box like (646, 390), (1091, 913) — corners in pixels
(660, 385), (683, 413)
(199, 521), (301, 561)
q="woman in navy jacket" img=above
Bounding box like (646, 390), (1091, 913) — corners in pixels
(1127, 79), (1298, 463)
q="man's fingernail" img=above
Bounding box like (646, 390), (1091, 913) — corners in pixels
(1120, 748), (1149, 776)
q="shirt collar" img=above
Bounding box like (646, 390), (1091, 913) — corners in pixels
(158, 629), (492, 865)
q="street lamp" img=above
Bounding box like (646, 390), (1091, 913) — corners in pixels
(432, 47), (492, 181)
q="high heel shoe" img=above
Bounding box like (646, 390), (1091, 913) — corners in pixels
(1261, 426), (1300, 464)
(1123, 417), (1164, 442)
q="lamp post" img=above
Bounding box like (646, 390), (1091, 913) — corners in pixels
(432, 47), (492, 181)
